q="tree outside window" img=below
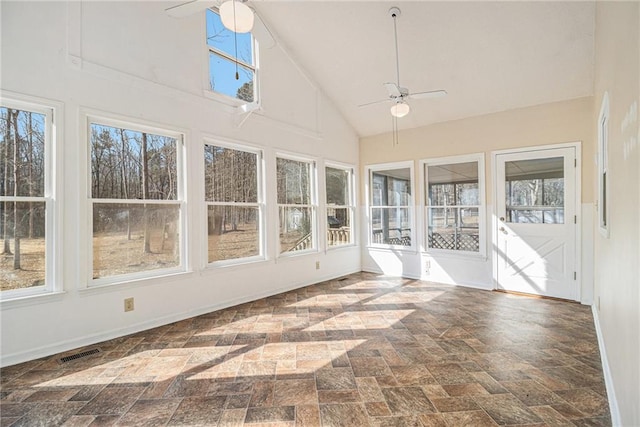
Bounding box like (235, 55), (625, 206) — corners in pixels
(0, 106), (48, 293)
(89, 121), (183, 282)
(205, 144), (262, 263)
(370, 166), (412, 247)
(277, 157), (315, 254)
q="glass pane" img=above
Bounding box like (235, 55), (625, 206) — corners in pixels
(0, 201), (46, 291)
(371, 169), (411, 207)
(279, 206), (313, 253)
(207, 205), (259, 262)
(370, 207), (411, 246)
(204, 145), (258, 203)
(505, 157), (564, 224)
(90, 124), (178, 200)
(427, 162), (479, 206)
(327, 207), (350, 246)
(93, 203), (180, 279)
(276, 158), (311, 205)
(326, 167), (349, 206)
(206, 9), (253, 65)
(209, 53), (254, 102)
(428, 207), (479, 252)
(0, 107), (46, 197)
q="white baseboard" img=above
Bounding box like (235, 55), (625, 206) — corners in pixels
(1, 268), (360, 367)
(591, 305), (621, 426)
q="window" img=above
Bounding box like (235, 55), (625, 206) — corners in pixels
(325, 165), (355, 247)
(277, 156), (316, 254)
(598, 93), (609, 237)
(89, 119), (183, 284)
(205, 143), (263, 264)
(1, 100), (55, 298)
(206, 8), (257, 103)
(424, 155), (484, 254)
(368, 163), (413, 247)
(505, 157), (564, 224)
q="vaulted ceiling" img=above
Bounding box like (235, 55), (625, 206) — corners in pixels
(253, 1), (595, 137)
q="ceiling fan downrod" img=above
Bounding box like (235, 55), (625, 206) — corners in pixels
(389, 7), (402, 91)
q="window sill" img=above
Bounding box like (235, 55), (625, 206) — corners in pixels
(0, 291), (67, 310)
(423, 250), (487, 262)
(276, 249), (319, 262)
(366, 245), (418, 254)
(80, 270), (194, 296)
(202, 90), (260, 114)
(204, 256), (269, 272)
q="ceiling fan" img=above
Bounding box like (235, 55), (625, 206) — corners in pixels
(359, 7), (447, 118)
(165, 0), (275, 48)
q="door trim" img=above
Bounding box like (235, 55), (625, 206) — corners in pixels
(491, 142), (582, 301)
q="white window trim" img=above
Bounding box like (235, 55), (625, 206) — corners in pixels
(0, 93), (62, 302)
(84, 114), (187, 288)
(204, 8), (260, 109)
(597, 92), (610, 238)
(325, 162), (356, 249)
(275, 152), (318, 258)
(203, 139), (266, 267)
(419, 153), (486, 258)
(365, 161), (415, 251)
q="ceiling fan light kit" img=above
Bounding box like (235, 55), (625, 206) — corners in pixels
(219, 0), (254, 33)
(390, 102), (410, 118)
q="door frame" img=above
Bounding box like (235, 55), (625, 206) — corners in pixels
(491, 142), (582, 301)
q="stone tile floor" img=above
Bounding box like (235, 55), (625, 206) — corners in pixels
(0, 273), (611, 426)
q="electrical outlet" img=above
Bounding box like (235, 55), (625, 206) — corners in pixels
(315, 261), (320, 270)
(124, 297), (134, 312)
(424, 259), (431, 271)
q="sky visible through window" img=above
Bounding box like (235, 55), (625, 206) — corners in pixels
(206, 9), (254, 102)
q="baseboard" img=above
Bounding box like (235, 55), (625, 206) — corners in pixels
(1, 268), (360, 367)
(591, 305), (621, 426)
(361, 266), (492, 291)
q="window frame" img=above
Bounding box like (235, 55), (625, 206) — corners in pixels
(420, 154), (486, 258)
(0, 94), (61, 301)
(325, 162), (356, 249)
(203, 139), (265, 267)
(205, 7), (259, 107)
(597, 92), (610, 238)
(275, 153), (318, 257)
(86, 114), (186, 287)
(365, 161), (415, 250)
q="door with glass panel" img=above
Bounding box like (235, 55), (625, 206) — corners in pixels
(495, 147), (577, 300)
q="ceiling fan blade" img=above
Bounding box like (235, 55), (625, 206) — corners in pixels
(165, 0), (214, 18)
(383, 82), (402, 98)
(408, 90), (448, 100)
(357, 98), (390, 108)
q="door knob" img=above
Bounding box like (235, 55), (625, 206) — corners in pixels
(499, 217), (505, 222)
(499, 227), (508, 234)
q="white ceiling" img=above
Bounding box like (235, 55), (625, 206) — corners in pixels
(253, 1), (595, 137)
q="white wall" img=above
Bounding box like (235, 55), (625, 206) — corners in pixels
(360, 98), (594, 300)
(592, 2), (640, 425)
(0, 1), (360, 366)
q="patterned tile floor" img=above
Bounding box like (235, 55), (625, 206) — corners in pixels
(0, 273), (611, 426)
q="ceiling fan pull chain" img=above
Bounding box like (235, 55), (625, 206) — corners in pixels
(233, 0), (239, 80)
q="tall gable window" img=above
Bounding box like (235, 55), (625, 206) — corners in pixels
(206, 8), (257, 103)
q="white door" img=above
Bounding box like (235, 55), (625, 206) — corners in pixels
(495, 147), (577, 300)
